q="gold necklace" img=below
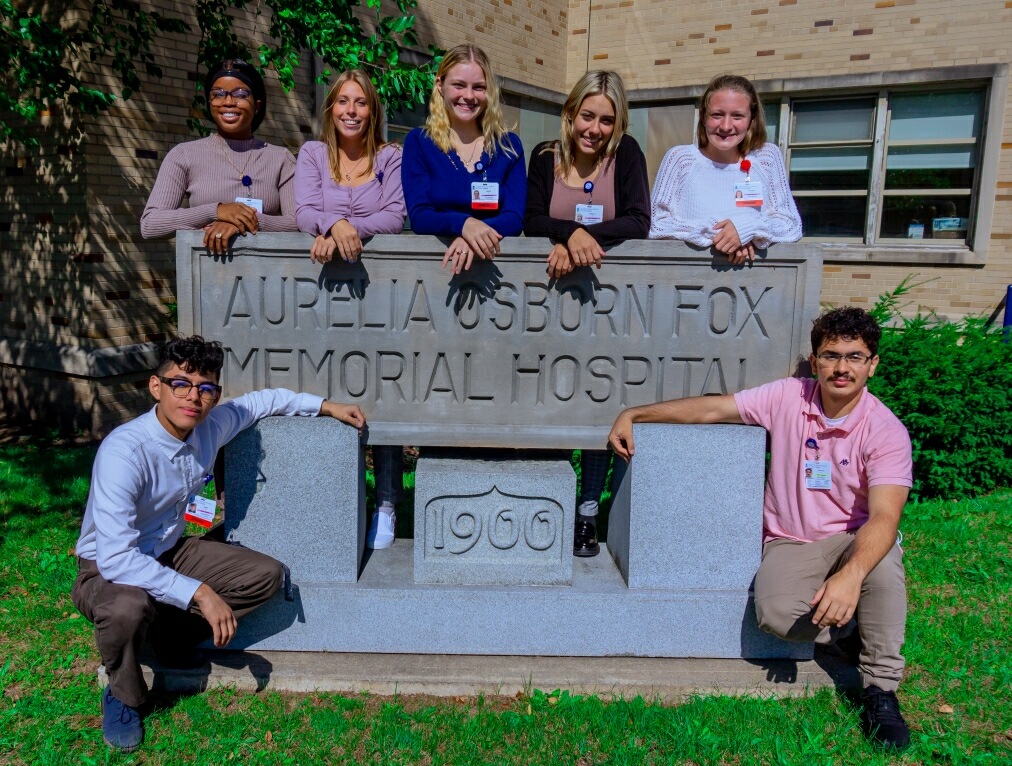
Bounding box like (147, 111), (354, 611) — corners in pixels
(453, 135), (483, 171)
(339, 151), (369, 181)
(218, 135), (256, 190)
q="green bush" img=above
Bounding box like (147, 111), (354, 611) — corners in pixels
(867, 286), (1012, 500)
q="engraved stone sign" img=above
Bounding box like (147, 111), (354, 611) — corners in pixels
(177, 232), (823, 449)
(414, 459), (576, 585)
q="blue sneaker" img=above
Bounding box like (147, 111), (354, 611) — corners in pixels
(101, 686), (143, 752)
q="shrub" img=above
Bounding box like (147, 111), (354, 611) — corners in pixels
(867, 282), (1012, 500)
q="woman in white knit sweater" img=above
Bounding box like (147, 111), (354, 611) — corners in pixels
(649, 74), (801, 264)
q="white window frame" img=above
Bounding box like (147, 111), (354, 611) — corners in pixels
(764, 65), (1007, 266)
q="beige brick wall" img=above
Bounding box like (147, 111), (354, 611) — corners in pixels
(2, 0), (1010, 433)
(561, 0), (1012, 319)
(399, 0), (569, 91)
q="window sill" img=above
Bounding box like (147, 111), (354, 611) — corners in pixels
(818, 242), (984, 266)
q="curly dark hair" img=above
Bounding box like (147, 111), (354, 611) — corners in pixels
(811, 307), (881, 356)
(156, 335), (225, 377)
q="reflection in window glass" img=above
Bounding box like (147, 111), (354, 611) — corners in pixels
(763, 102), (779, 144)
(790, 147), (871, 191)
(795, 196), (867, 238)
(793, 99), (876, 143)
(889, 91), (983, 141)
(880, 196), (972, 239)
(885, 145), (977, 191)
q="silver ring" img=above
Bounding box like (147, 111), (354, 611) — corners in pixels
(215, 233), (223, 239)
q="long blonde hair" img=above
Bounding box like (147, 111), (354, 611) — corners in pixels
(319, 70), (387, 181)
(696, 74), (768, 157)
(424, 44), (517, 160)
(548, 70), (629, 179)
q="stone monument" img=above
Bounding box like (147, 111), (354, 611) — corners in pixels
(182, 232), (822, 659)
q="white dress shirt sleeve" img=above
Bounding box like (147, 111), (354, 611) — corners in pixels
(209, 389), (326, 448)
(91, 444), (203, 609)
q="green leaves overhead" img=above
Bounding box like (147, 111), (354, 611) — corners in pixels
(192, 0), (438, 133)
(2, 0), (437, 143)
(0, 0), (187, 143)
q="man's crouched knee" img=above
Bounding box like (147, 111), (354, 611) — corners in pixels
(755, 595), (816, 642)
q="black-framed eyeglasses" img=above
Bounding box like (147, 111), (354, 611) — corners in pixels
(158, 376), (222, 402)
(209, 88), (252, 103)
(815, 352), (875, 367)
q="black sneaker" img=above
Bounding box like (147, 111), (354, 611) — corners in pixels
(101, 685), (143, 752)
(573, 516), (600, 558)
(860, 685), (910, 749)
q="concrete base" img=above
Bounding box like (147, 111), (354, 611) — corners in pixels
(105, 648), (856, 700)
(228, 542), (811, 659)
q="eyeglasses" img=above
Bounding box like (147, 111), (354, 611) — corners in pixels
(158, 376), (222, 402)
(815, 352), (875, 367)
(209, 88), (252, 103)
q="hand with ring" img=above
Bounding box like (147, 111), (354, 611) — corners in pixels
(203, 221), (241, 254)
(441, 236), (475, 274)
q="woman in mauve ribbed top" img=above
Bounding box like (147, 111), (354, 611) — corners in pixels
(140, 59), (297, 249)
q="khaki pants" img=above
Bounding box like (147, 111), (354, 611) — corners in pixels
(71, 533), (283, 708)
(754, 532), (906, 691)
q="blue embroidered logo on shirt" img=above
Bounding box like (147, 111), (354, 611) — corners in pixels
(839, 458), (850, 466)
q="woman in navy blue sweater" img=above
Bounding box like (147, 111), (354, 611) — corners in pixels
(402, 44), (526, 274)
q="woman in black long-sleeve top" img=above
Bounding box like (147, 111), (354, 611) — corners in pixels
(524, 70), (649, 558)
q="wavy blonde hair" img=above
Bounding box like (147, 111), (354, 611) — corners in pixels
(696, 74), (768, 157)
(546, 70), (629, 179)
(424, 44), (517, 160)
(319, 70), (387, 182)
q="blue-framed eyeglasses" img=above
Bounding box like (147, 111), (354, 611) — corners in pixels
(158, 377), (222, 401)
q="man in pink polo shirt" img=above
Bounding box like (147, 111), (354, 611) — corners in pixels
(608, 307), (913, 750)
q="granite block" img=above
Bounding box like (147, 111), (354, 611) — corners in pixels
(231, 543), (810, 659)
(608, 424), (767, 591)
(414, 458), (576, 586)
(224, 416), (365, 583)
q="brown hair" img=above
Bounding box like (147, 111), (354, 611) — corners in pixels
(319, 70), (387, 182)
(696, 74), (767, 157)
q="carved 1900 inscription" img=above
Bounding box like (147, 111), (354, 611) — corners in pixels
(178, 233), (822, 448)
(424, 488), (562, 558)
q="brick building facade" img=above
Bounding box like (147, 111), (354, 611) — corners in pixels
(2, 0), (1009, 432)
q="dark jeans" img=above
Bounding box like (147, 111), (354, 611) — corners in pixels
(373, 445), (404, 506)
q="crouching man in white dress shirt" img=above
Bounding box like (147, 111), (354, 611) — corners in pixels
(72, 335), (365, 752)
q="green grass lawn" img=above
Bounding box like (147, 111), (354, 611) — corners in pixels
(1, 441), (1009, 765)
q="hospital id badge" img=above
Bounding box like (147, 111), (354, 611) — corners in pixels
(804, 460), (833, 490)
(184, 495), (217, 528)
(471, 182), (499, 210)
(734, 181), (763, 208)
(236, 196), (263, 213)
(575, 203), (604, 225)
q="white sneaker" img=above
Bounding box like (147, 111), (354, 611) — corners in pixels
(367, 511), (395, 549)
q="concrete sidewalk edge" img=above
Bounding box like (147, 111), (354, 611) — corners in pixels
(99, 650), (859, 702)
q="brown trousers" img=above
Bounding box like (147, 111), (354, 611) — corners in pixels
(71, 533), (283, 708)
(754, 532), (907, 691)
